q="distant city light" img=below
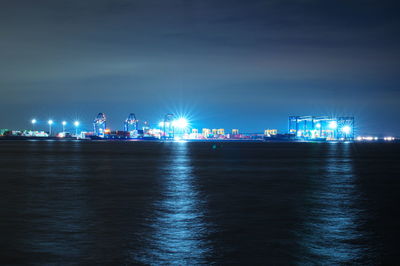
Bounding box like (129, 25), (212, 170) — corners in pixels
(341, 125), (351, 134)
(356, 136), (381, 141)
(329, 121), (337, 129)
(384, 137), (395, 141)
(31, 119), (37, 124)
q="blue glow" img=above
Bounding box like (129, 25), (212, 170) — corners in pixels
(135, 142), (210, 264)
(298, 144), (366, 263)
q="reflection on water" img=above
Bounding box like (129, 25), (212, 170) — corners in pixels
(299, 143), (371, 263)
(0, 141), (396, 264)
(136, 142), (211, 264)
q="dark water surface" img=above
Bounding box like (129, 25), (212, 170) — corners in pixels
(0, 141), (399, 264)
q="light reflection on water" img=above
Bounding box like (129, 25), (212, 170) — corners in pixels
(136, 142), (212, 265)
(299, 143), (370, 264)
(2, 141), (393, 264)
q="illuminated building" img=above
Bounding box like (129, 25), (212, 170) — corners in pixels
(288, 116), (354, 140)
(202, 128), (211, 138)
(264, 129), (278, 136)
(232, 129), (239, 135)
(217, 129), (225, 135)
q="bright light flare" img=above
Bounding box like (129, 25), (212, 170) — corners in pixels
(172, 118), (188, 128)
(62, 121), (67, 126)
(74, 121), (80, 127)
(341, 125), (351, 134)
(31, 119), (37, 124)
(48, 120), (54, 125)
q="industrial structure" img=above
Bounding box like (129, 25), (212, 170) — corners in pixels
(162, 113), (174, 140)
(288, 116), (354, 140)
(93, 113), (107, 136)
(7, 113), (379, 142)
(124, 113), (138, 132)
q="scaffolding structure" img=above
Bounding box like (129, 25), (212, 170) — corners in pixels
(288, 116), (354, 140)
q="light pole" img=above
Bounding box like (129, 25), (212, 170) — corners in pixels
(74, 121), (80, 138)
(62, 121), (67, 132)
(48, 120), (54, 136)
(31, 119), (37, 131)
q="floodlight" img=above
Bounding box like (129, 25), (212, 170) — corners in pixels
(172, 118), (188, 128)
(341, 125), (351, 134)
(329, 121), (337, 129)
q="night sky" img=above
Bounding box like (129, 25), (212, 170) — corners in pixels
(1, 0), (399, 135)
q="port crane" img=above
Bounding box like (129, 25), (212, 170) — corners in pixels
(93, 113), (107, 136)
(124, 113), (138, 132)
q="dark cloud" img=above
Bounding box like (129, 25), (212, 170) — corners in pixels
(0, 0), (399, 134)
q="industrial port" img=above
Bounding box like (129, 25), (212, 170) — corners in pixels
(0, 113), (397, 142)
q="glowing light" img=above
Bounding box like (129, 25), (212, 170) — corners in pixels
(172, 118), (188, 129)
(48, 120), (54, 125)
(74, 121), (80, 127)
(329, 121), (337, 129)
(315, 123), (321, 128)
(62, 121), (67, 126)
(341, 125), (351, 134)
(31, 119), (37, 124)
